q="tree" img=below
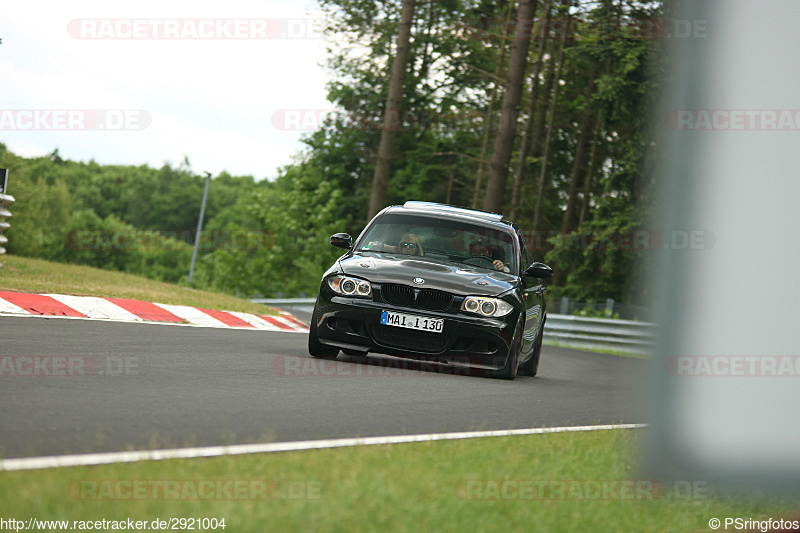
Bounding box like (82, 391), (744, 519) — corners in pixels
(532, 0), (571, 231)
(483, 0), (539, 213)
(560, 65), (598, 233)
(510, 0), (553, 219)
(367, 0), (416, 218)
(470, 0), (515, 208)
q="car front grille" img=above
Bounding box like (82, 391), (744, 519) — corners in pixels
(417, 289), (452, 311)
(381, 284), (454, 312)
(381, 284), (416, 307)
(372, 325), (449, 353)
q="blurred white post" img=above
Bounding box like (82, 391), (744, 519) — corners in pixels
(646, 0), (800, 493)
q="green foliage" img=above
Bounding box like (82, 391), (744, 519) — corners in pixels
(61, 209), (194, 282)
(0, 0), (665, 303)
(195, 165), (347, 297)
(1, 146), (72, 260)
(544, 202), (650, 304)
(0, 144), (248, 286)
(574, 305), (621, 320)
(63, 209), (135, 271)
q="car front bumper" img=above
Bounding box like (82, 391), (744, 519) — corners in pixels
(313, 292), (519, 371)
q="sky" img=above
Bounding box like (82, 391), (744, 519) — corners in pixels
(1, 0), (333, 180)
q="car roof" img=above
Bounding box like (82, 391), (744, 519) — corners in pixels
(382, 201), (516, 229)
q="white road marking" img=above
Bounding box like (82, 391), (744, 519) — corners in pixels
(45, 294), (143, 321)
(0, 424), (647, 471)
(269, 314), (306, 329)
(0, 297), (28, 315)
(227, 310), (286, 330)
(153, 303), (230, 328)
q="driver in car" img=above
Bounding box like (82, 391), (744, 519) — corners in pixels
(445, 230), (508, 272)
(469, 237), (509, 272)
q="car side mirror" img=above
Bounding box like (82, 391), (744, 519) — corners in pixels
(330, 233), (353, 249)
(524, 262), (553, 279)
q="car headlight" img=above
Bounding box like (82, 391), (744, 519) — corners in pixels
(327, 275), (372, 298)
(461, 296), (513, 317)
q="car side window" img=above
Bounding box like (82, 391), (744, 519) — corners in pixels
(518, 231), (534, 273)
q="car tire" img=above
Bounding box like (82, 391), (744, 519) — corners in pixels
(485, 322), (522, 380)
(308, 302), (339, 359)
(520, 316), (545, 377)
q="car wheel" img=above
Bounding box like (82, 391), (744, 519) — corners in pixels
(520, 317), (545, 377)
(308, 302), (339, 359)
(485, 322), (522, 380)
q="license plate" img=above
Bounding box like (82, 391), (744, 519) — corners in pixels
(380, 310), (444, 333)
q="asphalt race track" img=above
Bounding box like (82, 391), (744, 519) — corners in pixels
(0, 317), (646, 459)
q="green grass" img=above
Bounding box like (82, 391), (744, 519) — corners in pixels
(1, 429), (795, 532)
(0, 254), (275, 315)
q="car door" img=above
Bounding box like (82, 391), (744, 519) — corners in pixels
(518, 230), (544, 359)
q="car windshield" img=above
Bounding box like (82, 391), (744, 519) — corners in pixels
(355, 213), (516, 273)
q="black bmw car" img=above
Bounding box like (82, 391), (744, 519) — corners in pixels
(308, 201), (553, 380)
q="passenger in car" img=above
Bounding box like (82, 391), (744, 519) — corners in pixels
(372, 232), (425, 256)
(396, 233), (424, 256)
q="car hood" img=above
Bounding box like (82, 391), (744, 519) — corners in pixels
(338, 252), (518, 297)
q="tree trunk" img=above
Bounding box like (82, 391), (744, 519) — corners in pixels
(524, 42), (557, 202)
(579, 112), (603, 228)
(471, 64), (505, 209)
(510, 0), (553, 220)
(532, 0), (571, 231)
(482, 0), (538, 214)
(367, 0), (416, 219)
(560, 88), (596, 234)
(531, 43), (557, 153)
(445, 162), (456, 205)
(472, 1), (515, 209)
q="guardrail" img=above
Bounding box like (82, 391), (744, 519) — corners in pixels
(0, 192), (15, 266)
(544, 314), (655, 354)
(252, 297), (656, 354)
